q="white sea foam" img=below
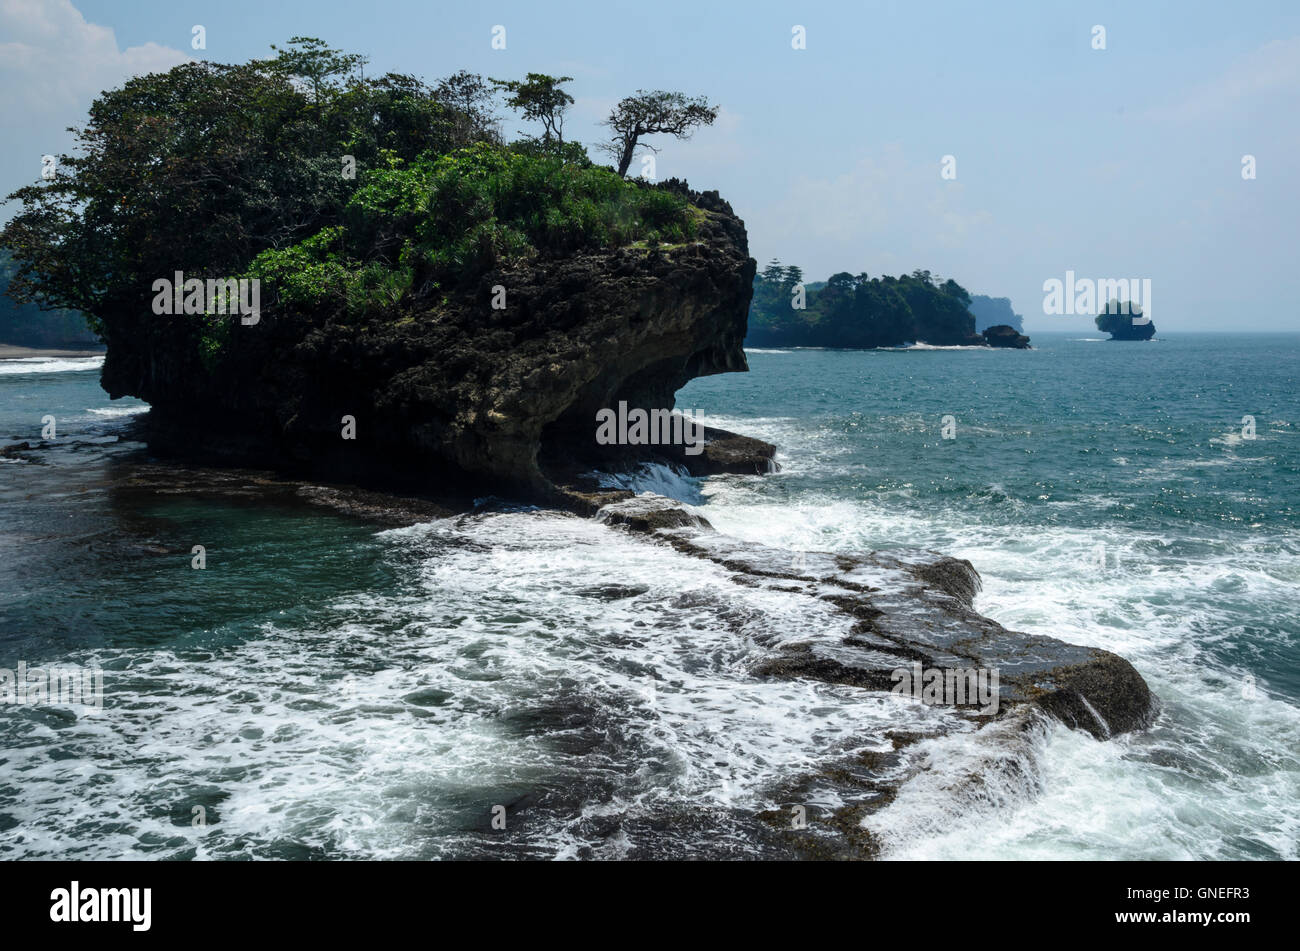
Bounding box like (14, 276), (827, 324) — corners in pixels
(87, 404), (149, 417)
(692, 472), (1300, 859)
(0, 356), (104, 375)
(900, 342), (995, 351)
(0, 511), (961, 859)
(594, 462), (704, 505)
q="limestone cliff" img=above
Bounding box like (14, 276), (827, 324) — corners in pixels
(101, 188), (767, 499)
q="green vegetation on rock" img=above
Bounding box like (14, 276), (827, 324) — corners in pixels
(250, 142), (695, 320)
(2, 38), (700, 357)
(747, 261), (982, 348)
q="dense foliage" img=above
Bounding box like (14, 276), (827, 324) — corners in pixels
(248, 144), (694, 318)
(747, 261), (979, 347)
(1, 39), (697, 346)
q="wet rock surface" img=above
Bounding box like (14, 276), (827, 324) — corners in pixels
(598, 494), (1154, 738)
(594, 492), (1157, 856)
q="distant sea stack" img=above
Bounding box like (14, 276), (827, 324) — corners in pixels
(968, 295), (1023, 333)
(1096, 300), (1156, 340)
(981, 324), (1031, 348)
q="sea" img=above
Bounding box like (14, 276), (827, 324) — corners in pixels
(1, 331), (1296, 860)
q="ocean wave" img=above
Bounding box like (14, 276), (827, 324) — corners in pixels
(0, 511), (953, 859)
(897, 342), (995, 351)
(87, 404), (149, 417)
(0, 356), (105, 376)
(593, 462), (705, 505)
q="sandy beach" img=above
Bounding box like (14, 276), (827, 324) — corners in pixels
(0, 344), (105, 359)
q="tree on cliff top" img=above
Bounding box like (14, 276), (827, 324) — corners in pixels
(1, 39), (697, 343)
(491, 73), (574, 149)
(0, 39), (499, 319)
(600, 91), (719, 177)
(266, 36), (367, 104)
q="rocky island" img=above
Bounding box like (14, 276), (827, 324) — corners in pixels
(2, 41), (1153, 850)
(981, 324), (1032, 348)
(3, 52), (772, 502)
(1097, 300), (1156, 340)
(746, 263), (1030, 349)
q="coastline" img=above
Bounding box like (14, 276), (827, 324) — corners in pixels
(0, 343), (105, 359)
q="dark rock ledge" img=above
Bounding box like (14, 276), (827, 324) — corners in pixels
(597, 494), (1155, 738)
(594, 493), (1157, 857)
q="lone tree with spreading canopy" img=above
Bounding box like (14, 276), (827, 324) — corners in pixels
(266, 36), (367, 104)
(601, 90), (719, 178)
(491, 73), (574, 149)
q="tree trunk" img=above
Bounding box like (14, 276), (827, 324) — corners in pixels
(616, 137), (637, 178)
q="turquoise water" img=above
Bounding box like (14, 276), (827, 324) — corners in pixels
(1, 334), (1297, 859)
(679, 332), (1300, 858)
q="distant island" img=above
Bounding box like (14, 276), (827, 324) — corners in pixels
(745, 261), (1029, 349)
(0, 249), (100, 349)
(1096, 299), (1156, 340)
(969, 295), (1023, 333)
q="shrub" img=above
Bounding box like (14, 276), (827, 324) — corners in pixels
(254, 142), (698, 320)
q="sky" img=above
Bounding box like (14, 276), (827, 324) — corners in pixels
(2, 0), (1298, 331)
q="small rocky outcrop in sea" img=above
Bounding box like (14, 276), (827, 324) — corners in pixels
(981, 324), (1031, 348)
(1096, 303), (1156, 340)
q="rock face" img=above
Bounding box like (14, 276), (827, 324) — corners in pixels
(981, 324), (1031, 348)
(101, 189), (764, 499)
(1096, 311), (1156, 340)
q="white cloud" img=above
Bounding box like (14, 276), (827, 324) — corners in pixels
(0, 0), (188, 114)
(1145, 35), (1300, 121)
(0, 0), (187, 216)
